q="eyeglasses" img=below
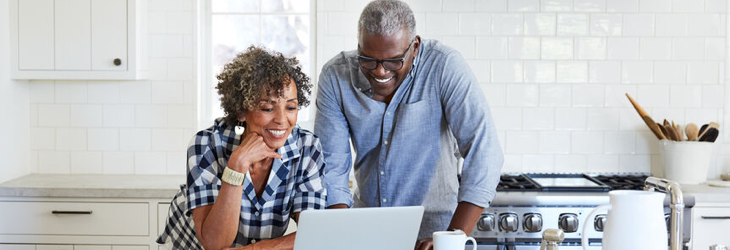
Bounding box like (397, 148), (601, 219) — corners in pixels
(358, 40), (414, 71)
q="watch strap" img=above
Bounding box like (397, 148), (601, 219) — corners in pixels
(222, 167), (245, 186)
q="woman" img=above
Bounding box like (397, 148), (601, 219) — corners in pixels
(157, 46), (326, 250)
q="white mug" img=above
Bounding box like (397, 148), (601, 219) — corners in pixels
(433, 229), (477, 250)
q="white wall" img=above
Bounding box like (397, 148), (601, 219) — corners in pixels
(25, 0), (197, 175)
(0, 0), (30, 183)
(316, 0), (730, 177)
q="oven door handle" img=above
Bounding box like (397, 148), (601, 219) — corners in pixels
(701, 216), (730, 220)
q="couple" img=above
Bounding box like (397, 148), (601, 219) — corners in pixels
(157, 0), (503, 249)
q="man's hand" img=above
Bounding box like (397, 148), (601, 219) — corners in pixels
(414, 238), (433, 250)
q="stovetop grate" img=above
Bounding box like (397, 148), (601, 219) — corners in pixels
(497, 174), (541, 191)
(496, 173), (651, 192)
(591, 174), (650, 190)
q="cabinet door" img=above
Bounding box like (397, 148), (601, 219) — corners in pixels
(18, 0), (54, 70)
(0, 245), (35, 250)
(91, 0), (127, 71)
(36, 245), (73, 250)
(55, 0), (92, 70)
(692, 207), (730, 249)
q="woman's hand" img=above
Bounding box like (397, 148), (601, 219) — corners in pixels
(228, 132), (282, 173)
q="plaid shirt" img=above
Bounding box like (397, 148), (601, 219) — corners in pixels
(157, 118), (327, 249)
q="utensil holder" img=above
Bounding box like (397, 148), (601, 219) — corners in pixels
(659, 140), (715, 184)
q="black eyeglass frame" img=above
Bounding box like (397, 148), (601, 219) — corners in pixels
(357, 39), (415, 71)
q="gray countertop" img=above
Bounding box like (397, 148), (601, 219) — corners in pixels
(0, 174), (184, 199)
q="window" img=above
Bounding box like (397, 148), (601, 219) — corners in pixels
(200, 0), (314, 129)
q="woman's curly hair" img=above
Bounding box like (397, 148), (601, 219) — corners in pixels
(216, 46), (311, 125)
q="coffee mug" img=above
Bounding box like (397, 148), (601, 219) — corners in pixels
(433, 229), (477, 250)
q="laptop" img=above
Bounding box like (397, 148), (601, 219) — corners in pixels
(293, 206), (424, 250)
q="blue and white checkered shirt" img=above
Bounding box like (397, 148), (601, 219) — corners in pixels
(157, 118), (327, 248)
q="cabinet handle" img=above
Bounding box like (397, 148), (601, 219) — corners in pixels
(113, 58), (122, 66)
(51, 210), (93, 215)
(701, 216), (730, 219)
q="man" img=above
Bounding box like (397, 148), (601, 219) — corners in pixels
(314, 0), (503, 249)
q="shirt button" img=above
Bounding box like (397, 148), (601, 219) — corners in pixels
(384, 140), (388, 145)
(251, 239), (257, 243)
(386, 112), (391, 115)
(382, 198), (387, 203)
(254, 212), (260, 216)
(380, 171), (385, 175)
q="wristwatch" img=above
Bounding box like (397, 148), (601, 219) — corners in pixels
(222, 167), (245, 186)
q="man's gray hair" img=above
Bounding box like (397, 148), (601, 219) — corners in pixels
(358, 0), (417, 43)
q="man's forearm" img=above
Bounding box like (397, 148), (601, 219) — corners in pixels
(327, 204), (348, 209)
(447, 202), (485, 235)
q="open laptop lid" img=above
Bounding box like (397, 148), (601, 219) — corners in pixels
(293, 206), (425, 250)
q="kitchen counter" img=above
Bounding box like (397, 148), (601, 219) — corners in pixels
(681, 181), (730, 203)
(0, 174), (183, 198)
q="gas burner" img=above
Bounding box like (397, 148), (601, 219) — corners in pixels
(497, 174), (540, 191)
(496, 173), (652, 192)
(591, 174), (650, 190)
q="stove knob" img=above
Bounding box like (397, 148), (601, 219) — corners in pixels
(594, 214), (607, 232)
(499, 213), (519, 232)
(477, 214), (495, 231)
(559, 213), (579, 233)
(523, 213), (542, 232)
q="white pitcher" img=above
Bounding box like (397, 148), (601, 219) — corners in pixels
(581, 190), (667, 250)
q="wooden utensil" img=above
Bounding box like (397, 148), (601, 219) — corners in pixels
(664, 123), (678, 141)
(699, 128), (719, 142)
(626, 93), (666, 140)
(657, 123), (669, 140)
(685, 123), (699, 141)
(675, 124), (684, 141)
(697, 122), (719, 141)
(698, 124), (709, 139)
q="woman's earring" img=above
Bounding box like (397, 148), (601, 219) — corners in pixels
(235, 121), (244, 136)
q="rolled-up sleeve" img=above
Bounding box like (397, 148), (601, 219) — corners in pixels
(439, 51), (504, 208)
(314, 66), (355, 208)
(185, 131), (223, 214)
(293, 136), (328, 212)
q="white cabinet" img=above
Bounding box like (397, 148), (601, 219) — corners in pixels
(10, 0), (147, 80)
(690, 203), (730, 249)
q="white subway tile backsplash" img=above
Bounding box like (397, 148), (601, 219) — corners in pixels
(572, 84), (604, 107)
(509, 37), (540, 60)
(524, 61), (555, 83)
(607, 38), (639, 60)
(459, 13), (491, 36)
(443, 0), (474, 11)
(149, 34), (184, 58)
(653, 62), (686, 84)
(502, 154), (523, 172)
(166, 11), (192, 34)
(589, 61), (621, 83)
(38, 151), (71, 173)
(135, 105), (167, 127)
(640, 38), (671, 60)
(55, 82), (87, 103)
(557, 14), (589, 36)
(87, 81), (120, 104)
(30, 128), (55, 150)
(705, 0), (726, 12)
(587, 155), (620, 172)
(168, 104), (195, 128)
(572, 131), (604, 154)
(38, 104), (71, 127)
(166, 151), (187, 175)
(134, 152), (167, 175)
(103, 104), (135, 127)
(640, 0), (672, 12)
(651, 108), (686, 124)
(556, 108), (587, 130)
(542, 0), (572, 12)
(702, 86), (725, 108)
(152, 81), (185, 104)
(587, 108), (620, 130)
(71, 105), (103, 127)
(669, 86), (702, 108)
(475, 0), (507, 11)
(540, 84), (572, 107)
(687, 14), (721, 37)
(88, 128), (119, 151)
(637, 85), (670, 107)
(406, 0), (442, 12)
(492, 14), (524, 36)
(506, 84), (539, 107)
(555, 155), (587, 172)
(492, 61), (524, 83)
(480, 83), (505, 107)
(622, 14), (654, 36)
(621, 62), (653, 84)
(30, 81), (55, 103)
(604, 131), (635, 154)
(152, 129), (185, 151)
(557, 61), (588, 83)
(539, 131), (571, 154)
(148, 11), (167, 34)
(492, 107), (523, 130)
(524, 108), (555, 130)
(509, 0), (539, 12)
(426, 13), (459, 36)
(656, 14), (687, 36)
(477, 37), (508, 59)
(541, 37), (573, 60)
(120, 128), (152, 151)
(120, 81), (152, 104)
(671, 0), (704, 12)
(70, 152), (103, 174)
(672, 38), (705, 60)
(685, 109), (720, 127)
(577, 37), (606, 60)
(444, 37), (475, 59)
(604, 85), (636, 107)
(524, 14), (556, 36)
(635, 131), (660, 154)
(469, 60), (492, 84)
(103, 152), (134, 174)
(148, 58), (169, 80)
(705, 38), (726, 61)
(523, 155), (555, 173)
(619, 155), (651, 172)
(506, 131), (540, 154)
(687, 62), (719, 84)
(607, 0), (639, 12)
(56, 128), (87, 151)
(575, 0), (606, 12)
(30, 105), (38, 127)
(619, 108), (645, 130)
(589, 14), (622, 37)
(167, 58), (194, 81)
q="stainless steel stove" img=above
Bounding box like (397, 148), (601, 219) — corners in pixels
(469, 173), (693, 250)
